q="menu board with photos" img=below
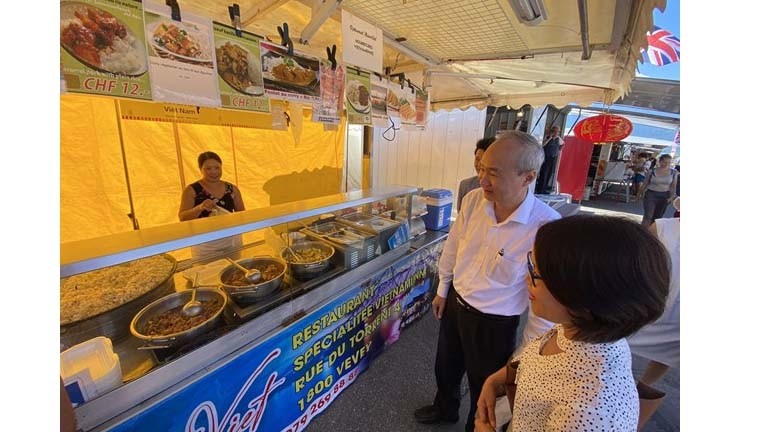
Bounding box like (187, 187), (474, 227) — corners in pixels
(212, 23), (269, 112)
(370, 74), (389, 127)
(143, 0), (220, 106)
(60, 0), (152, 99)
(313, 61), (345, 124)
(260, 41), (321, 104)
(345, 67), (372, 125)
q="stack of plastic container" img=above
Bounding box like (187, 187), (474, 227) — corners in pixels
(60, 336), (122, 406)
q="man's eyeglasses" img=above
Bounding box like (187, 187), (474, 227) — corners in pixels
(527, 251), (543, 286)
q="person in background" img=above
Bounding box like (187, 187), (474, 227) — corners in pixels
(474, 215), (669, 432)
(413, 131), (560, 432)
(535, 125), (564, 194)
(628, 197), (680, 426)
(179, 151), (246, 260)
(639, 154), (678, 226)
(457, 137), (495, 211)
(631, 153), (649, 199)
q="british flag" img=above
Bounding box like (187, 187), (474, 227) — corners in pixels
(640, 26), (680, 66)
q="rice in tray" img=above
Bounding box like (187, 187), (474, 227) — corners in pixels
(60, 255), (175, 325)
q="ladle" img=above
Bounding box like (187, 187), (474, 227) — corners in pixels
(182, 274), (203, 317)
(226, 257), (262, 283)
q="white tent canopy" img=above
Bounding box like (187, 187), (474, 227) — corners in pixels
(170, 0), (665, 111)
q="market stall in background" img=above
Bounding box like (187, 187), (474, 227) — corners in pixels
(59, 0), (664, 430)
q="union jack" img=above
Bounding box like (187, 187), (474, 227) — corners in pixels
(640, 26), (680, 66)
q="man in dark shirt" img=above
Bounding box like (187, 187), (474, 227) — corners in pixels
(535, 126), (564, 194)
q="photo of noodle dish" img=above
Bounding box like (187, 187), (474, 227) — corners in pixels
(149, 21), (212, 65)
(262, 54), (318, 89)
(215, 40), (263, 95)
(346, 80), (371, 114)
(60, 2), (147, 76)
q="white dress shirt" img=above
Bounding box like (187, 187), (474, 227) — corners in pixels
(437, 188), (560, 318)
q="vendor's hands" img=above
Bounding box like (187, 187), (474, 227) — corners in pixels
(198, 199), (216, 213)
(432, 295), (447, 320)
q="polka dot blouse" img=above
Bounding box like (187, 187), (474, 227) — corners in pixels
(510, 324), (639, 431)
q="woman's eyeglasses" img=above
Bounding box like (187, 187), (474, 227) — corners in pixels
(527, 251), (543, 286)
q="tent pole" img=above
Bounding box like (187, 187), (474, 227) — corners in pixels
(114, 100), (140, 230)
(172, 122), (185, 189)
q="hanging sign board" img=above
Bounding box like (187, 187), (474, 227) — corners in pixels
(370, 75), (389, 127)
(260, 41), (321, 104)
(143, 0), (221, 107)
(573, 114), (633, 143)
(59, 0), (152, 100)
(341, 10), (383, 74)
(345, 67), (372, 125)
(212, 23), (270, 112)
(119, 99), (274, 129)
(312, 61), (345, 125)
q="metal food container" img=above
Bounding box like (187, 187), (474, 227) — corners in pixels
(281, 240), (335, 280)
(300, 222), (377, 268)
(219, 256), (286, 304)
(60, 254), (177, 350)
(130, 288), (226, 350)
(337, 213), (403, 253)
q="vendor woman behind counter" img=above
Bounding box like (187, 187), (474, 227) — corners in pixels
(179, 151), (245, 260)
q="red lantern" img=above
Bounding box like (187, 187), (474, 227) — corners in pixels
(573, 114), (633, 143)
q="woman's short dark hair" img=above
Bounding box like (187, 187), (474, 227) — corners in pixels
(534, 215), (669, 344)
(659, 154), (672, 161)
(198, 151), (222, 168)
(475, 137), (495, 154)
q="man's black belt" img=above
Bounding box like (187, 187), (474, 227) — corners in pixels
(452, 288), (518, 322)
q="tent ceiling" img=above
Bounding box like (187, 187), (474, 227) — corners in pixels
(175, 0), (665, 111)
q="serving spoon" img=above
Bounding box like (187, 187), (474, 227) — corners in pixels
(226, 258), (262, 283)
(182, 274), (203, 317)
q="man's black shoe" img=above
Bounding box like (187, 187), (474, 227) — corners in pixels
(413, 405), (459, 424)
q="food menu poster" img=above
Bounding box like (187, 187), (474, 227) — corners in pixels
(60, 0), (152, 100)
(370, 74), (389, 127)
(212, 23), (269, 112)
(414, 88), (429, 129)
(105, 243), (442, 432)
(345, 67), (372, 125)
(312, 61), (345, 125)
(143, 0), (220, 107)
(260, 41), (321, 104)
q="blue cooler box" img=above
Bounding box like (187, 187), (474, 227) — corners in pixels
(421, 189), (453, 230)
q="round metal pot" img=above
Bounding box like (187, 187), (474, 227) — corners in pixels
(219, 256), (286, 304)
(281, 240), (335, 280)
(60, 254), (177, 350)
(130, 288), (226, 349)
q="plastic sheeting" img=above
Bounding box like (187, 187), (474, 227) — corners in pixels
(61, 94), (347, 245)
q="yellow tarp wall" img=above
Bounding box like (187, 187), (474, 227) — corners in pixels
(61, 94), (347, 252)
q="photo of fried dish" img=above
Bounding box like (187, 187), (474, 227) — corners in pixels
(346, 80), (371, 113)
(399, 98), (416, 121)
(60, 2), (147, 76)
(150, 21), (212, 63)
(386, 89), (400, 111)
(263, 55), (317, 87)
(215, 40), (263, 95)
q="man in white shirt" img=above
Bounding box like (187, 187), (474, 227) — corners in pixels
(413, 131), (560, 432)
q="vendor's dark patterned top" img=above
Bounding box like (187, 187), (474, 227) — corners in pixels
(191, 181), (236, 218)
(511, 325), (639, 431)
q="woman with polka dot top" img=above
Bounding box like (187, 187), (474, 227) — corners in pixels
(475, 215), (670, 432)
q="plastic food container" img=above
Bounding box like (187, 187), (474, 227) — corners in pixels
(60, 336), (122, 406)
(421, 189), (453, 230)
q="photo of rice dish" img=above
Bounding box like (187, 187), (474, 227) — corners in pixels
(216, 41), (262, 95)
(60, 2), (147, 76)
(399, 98), (416, 121)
